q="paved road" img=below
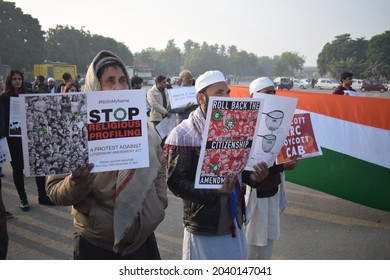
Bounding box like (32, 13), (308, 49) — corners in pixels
(2, 163), (389, 260)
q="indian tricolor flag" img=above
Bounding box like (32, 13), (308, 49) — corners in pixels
(230, 86), (390, 212)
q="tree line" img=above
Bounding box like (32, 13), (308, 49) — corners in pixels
(1, 1), (389, 81)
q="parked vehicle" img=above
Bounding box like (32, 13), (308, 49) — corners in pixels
(273, 77), (293, 90)
(301, 79), (311, 88)
(352, 79), (363, 90)
(382, 81), (389, 91)
(292, 79), (307, 89)
(360, 80), (386, 92)
(147, 78), (155, 86)
(315, 78), (340, 90)
(171, 76), (180, 85)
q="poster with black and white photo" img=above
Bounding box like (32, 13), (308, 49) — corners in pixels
(19, 90), (149, 176)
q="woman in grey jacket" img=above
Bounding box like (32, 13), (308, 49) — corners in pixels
(46, 50), (168, 260)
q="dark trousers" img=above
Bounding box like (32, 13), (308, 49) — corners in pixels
(7, 137), (26, 201)
(35, 176), (46, 199)
(0, 181), (9, 259)
(7, 137), (48, 202)
(74, 233), (161, 260)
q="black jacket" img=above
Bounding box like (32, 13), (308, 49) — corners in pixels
(0, 92), (11, 137)
(166, 146), (260, 235)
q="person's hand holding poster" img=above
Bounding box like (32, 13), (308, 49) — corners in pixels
(277, 112), (322, 164)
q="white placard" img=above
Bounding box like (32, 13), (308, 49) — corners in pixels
(245, 93), (298, 170)
(155, 114), (176, 139)
(167, 86), (197, 109)
(0, 137), (11, 166)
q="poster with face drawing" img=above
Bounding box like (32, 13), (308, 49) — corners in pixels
(195, 96), (264, 189)
(245, 93), (298, 170)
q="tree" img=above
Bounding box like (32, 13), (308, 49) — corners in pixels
(185, 42), (228, 77)
(274, 52), (305, 76)
(159, 39), (181, 76)
(45, 25), (133, 73)
(317, 34), (368, 77)
(0, 1), (45, 70)
(365, 31), (390, 80)
(133, 48), (158, 76)
(257, 56), (275, 77)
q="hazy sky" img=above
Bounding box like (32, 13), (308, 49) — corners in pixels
(9, 0), (390, 66)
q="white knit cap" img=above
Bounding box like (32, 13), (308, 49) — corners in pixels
(249, 77), (274, 94)
(47, 77), (55, 82)
(195, 70), (226, 93)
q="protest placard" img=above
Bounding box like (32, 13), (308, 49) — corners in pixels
(245, 93), (298, 170)
(19, 90), (149, 176)
(195, 96), (264, 189)
(277, 112), (322, 164)
(167, 86), (196, 109)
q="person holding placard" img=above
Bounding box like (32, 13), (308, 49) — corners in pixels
(0, 70), (31, 211)
(46, 50), (168, 260)
(246, 77), (298, 260)
(165, 70), (269, 260)
(175, 69), (197, 125)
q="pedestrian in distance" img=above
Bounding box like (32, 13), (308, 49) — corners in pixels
(332, 72), (356, 95)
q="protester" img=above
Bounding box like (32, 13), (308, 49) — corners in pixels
(63, 81), (80, 93)
(165, 70), (269, 260)
(131, 76), (151, 116)
(246, 77), (298, 260)
(146, 75), (171, 127)
(56, 73), (72, 93)
(33, 75), (49, 93)
(47, 77), (56, 93)
(0, 70), (30, 210)
(130, 76), (144, 89)
(174, 69), (197, 125)
(46, 50), (168, 260)
(166, 77), (173, 89)
(332, 72), (356, 95)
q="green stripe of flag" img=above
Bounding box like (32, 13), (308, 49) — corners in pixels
(286, 147), (390, 212)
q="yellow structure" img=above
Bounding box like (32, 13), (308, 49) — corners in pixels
(33, 63), (77, 81)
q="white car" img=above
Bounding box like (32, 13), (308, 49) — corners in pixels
(292, 79), (308, 89)
(147, 79), (155, 86)
(352, 79), (363, 90)
(315, 78), (340, 90)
